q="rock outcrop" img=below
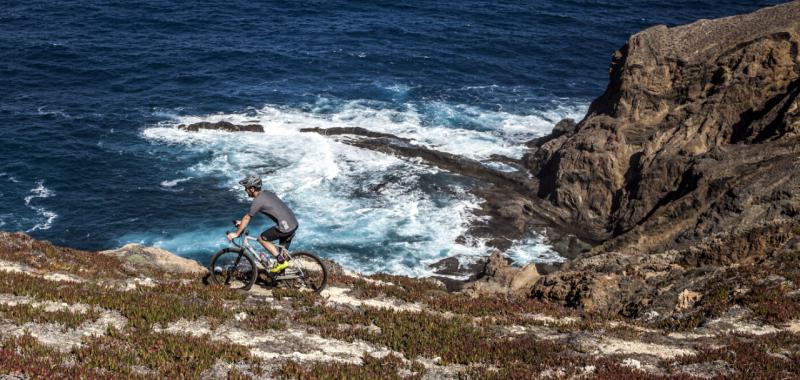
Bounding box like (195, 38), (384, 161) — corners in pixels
(178, 121), (264, 133)
(529, 2), (800, 315)
(300, 126), (569, 253)
(101, 244), (207, 275)
(463, 251), (541, 296)
(529, 1), (800, 247)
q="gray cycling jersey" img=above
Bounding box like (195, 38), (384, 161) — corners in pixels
(248, 190), (298, 232)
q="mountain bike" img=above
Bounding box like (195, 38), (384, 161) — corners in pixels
(208, 227), (327, 293)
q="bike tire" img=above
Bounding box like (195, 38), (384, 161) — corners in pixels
(209, 247), (258, 291)
(288, 251), (328, 293)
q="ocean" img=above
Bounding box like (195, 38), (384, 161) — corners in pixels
(0, 0), (784, 276)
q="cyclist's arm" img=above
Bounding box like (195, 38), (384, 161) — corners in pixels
(227, 214), (251, 240)
(235, 214), (251, 236)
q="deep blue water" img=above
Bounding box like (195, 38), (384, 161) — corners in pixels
(0, 1), (785, 275)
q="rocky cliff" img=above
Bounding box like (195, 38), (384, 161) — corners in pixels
(529, 1), (800, 247)
(528, 1), (800, 316)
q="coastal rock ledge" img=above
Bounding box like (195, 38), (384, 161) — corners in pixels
(527, 1), (800, 316)
(101, 244), (208, 276)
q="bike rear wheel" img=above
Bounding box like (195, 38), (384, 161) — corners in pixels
(287, 251), (328, 293)
(209, 248), (258, 291)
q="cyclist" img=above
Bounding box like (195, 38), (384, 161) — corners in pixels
(227, 174), (299, 273)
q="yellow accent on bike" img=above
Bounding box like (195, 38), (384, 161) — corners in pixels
(269, 259), (290, 273)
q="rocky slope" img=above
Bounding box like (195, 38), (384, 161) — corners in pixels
(1, 232), (799, 379)
(523, 1), (800, 316)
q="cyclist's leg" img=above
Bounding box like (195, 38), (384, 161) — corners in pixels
(262, 228), (294, 273)
(258, 228), (281, 258)
(279, 229), (297, 250)
(276, 230), (297, 263)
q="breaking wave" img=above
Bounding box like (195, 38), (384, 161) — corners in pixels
(24, 181), (57, 232)
(137, 99), (580, 275)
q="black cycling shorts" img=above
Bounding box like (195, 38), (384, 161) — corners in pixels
(260, 226), (297, 248)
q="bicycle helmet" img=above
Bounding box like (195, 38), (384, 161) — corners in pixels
(238, 174), (262, 189)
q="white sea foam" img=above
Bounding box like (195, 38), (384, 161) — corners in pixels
(142, 125), (484, 276)
(36, 106), (70, 119)
(0, 173), (20, 183)
(505, 235), (565, 266)
(321, 100), (586, 160)
(152, 99), (586, 161)
(140, 99), (583, 275)
(24, 181), (57, 232)
(482, 161), (519, 173)
(160, 177), (193, 188)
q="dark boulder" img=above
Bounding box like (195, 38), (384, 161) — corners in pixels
(178, 121), (264, 133)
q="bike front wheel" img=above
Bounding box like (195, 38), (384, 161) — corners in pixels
(209, 247), (258, 291)
(287, 251), (328, 293)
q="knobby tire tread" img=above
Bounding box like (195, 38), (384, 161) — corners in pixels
(290, 251), (328, 293)
(209, 247), (257, 291)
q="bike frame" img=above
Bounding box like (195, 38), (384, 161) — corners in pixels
(229, 231), (300, 281)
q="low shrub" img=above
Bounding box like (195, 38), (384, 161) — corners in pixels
(238, 304), (287, 331)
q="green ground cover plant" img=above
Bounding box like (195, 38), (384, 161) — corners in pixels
(0, 303), (100, 329)
(1, 232), (799, 379)
(75, 327), (262, 378)
(0, 233), (130, 280)
(279, 354), (424, 380)
(0, 271), (241, 330)
(1, 334), (122, 379)
(669, 332), (800, 379)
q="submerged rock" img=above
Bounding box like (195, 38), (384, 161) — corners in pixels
(178, 121), (264, 133)
(299, 126), (407, 140)
(429, 255), (486, 279)
(302, 126), (558, 253)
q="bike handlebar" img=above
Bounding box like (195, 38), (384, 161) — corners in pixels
(228, 220), (249, 248)
(225, 230), (249, 248)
